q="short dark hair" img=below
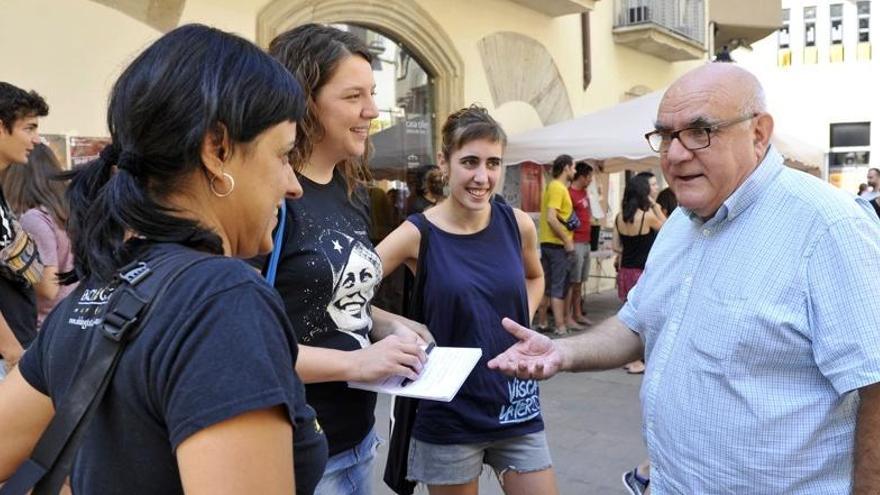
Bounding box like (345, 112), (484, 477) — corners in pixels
(0, 82), (48, 132)
(869, 167), (880, 176)
(574, 161), (593, 180)
(551, 154), (573, 178)
(269, 23), (374, 196)
(656, 187), (678, 216)
(440, 104), (507, 161)
(63, 24), (305, 282)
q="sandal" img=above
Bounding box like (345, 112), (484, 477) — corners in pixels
(552, 327), (569, 337)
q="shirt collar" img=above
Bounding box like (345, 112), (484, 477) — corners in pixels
(683, 145), (784, 225)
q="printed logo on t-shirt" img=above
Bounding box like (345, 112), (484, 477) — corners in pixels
(498, 377), (541, 424)
(68, 284), (116, 330)
(320, 230), (383, 348)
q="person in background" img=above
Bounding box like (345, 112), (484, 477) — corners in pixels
(860, 168), (879, 200)
(861, 168), (880, 217)
(409, 166), (445, 214)
(655, 187), (677, 217)
(613, 174), (666, 374)
(377, 105), (556, 495)
(1, 143), (76, 328)
(268, 24), (430, 495)
(0, 23), (319, 494)
(0, 82), (48, 378)
(565, 161), (594, 327)
(635, 171), (659, 203)
(534, 154), (577, 336)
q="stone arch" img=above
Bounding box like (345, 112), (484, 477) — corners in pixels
(623, 84), (652, 101)
(256, 0), (465, 149)
(87, 0), (185, 32)
(477, 32), (573, 126)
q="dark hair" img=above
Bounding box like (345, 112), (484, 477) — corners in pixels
(551, 154), (573, 178)
(269, 23), (374, 195)
(574, 161), (593, 180)
(0, 143), (69, 226)
(621, 175), (652, 223)
(635, 171), (655, 180)
(62, 24), (305, 283)
(440, 104), (507, 161)
(424, 167), (445, 197)
(656, 187), (677, 216)
(870, 167), (880, 176)
(0, 82), (48, 133)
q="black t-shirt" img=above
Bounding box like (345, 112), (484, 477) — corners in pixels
(273, 171), (380, 456)
(0, 186), (37, 352)
(20, 242), (312, 494)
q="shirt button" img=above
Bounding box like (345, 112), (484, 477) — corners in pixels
(702, 228), (711, 236)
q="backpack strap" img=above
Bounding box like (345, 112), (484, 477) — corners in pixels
(405, 213), (431, 322)
(383, 213), (430, 495)
(1, 250), (205, 495)
(265, 201), (287, 287)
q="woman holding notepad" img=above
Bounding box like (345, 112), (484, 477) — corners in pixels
(378, 105), (558, 495)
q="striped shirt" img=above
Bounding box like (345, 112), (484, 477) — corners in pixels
(618, 146), (880, 494)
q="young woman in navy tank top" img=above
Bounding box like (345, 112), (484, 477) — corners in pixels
(377, 106), (558, 495)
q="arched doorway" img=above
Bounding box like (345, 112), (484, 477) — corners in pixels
(256, 0), (464, 150)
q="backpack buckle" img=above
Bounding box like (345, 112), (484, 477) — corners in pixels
(101, 287), (149, 342)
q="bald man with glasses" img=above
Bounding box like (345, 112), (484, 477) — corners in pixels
(490, 63), (880, 494)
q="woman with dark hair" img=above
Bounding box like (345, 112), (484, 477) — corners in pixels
(655, 187), (678, 217)
(613, 174), (665, 374)
(409, 166), (445, 214)
(268, 24), (430, 494)
(378, 105), (556, 494)
(1, 143), (76, 328)
(0, 24), (323, 494)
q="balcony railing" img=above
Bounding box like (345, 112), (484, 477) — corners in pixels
(614, 0), (706, 45)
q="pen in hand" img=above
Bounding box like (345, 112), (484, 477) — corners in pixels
(401, 342), (435, 387)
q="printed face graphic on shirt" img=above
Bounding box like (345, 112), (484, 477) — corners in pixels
(320, 230), (382, 347)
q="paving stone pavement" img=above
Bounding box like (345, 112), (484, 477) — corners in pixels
(370, 290), (647, 494)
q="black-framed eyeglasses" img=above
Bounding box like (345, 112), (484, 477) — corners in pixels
(644, 113), (759, 153)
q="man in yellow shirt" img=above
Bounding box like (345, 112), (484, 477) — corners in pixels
(537, 154), (576, 335)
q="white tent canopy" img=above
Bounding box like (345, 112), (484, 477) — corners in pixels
(504, 90), (823, 175)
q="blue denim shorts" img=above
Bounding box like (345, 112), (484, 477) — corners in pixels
(407, 430), (553, 485)
(314, 427), (380, 495)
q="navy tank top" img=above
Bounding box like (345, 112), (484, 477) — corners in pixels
(409, 201), (544, 444)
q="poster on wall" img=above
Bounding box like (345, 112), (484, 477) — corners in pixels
(518, 161), (544, 213)
(69, 136), (111, 168)
(41, 134), (69, 169)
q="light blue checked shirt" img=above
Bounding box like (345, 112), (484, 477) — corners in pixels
(618, 146), (880, 494)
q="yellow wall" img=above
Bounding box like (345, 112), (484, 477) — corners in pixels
(415, 0), (703, 134)
(0, 0), (266, 137)
(1, 0), (702, 138)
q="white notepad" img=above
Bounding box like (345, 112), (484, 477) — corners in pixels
(348, 346), (482, 402)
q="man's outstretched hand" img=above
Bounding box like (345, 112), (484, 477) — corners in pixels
(487, 317), (564, 380)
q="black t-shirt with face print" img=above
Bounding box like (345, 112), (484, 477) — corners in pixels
(272, 170), (381, 456)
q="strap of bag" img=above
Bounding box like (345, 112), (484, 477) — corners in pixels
(264, 201), (287, 287)
(1, 252), (203, 495)
(383, 213), (430, 495)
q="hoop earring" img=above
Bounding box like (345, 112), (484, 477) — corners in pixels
(210, 172), (235, 197)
